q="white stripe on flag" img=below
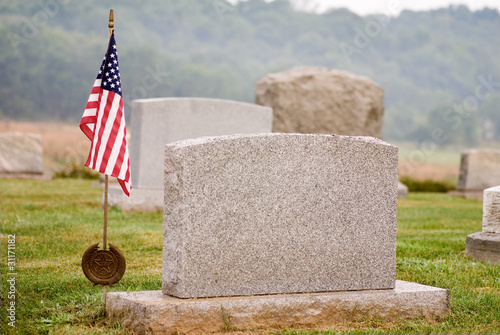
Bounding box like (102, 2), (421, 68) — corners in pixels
(104, 101), (126, 176)
(93, 91), (119, 170)
(88, 90), (108, 168)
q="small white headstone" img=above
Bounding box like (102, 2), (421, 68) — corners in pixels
(482, 186), (500, 234)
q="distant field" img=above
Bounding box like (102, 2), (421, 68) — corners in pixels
(395, 141), (461, 183)
(3, 120), (497, 184)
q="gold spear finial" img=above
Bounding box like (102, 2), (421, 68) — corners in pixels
(108, 9), (114, 37)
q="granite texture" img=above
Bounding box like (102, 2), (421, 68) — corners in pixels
(457, 149), (500, 191)
(482, 186), (500, 234)
(163, 133), (398, 298)
(131, 97), (272, 190)
(0, 132), (43, 176)
(465, 232), (500, 264)
(255, 67), (384, 138)
(107, 281), (450, 335)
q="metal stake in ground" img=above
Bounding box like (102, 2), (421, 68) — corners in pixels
(81, 9), (126, 298)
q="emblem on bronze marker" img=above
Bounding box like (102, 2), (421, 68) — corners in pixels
(82, 242), (126, 286)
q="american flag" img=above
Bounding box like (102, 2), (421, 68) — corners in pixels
(80, 31), (131, 196)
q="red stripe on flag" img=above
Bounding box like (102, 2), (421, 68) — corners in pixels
(80, 123), (95, 141)
(80, 84), (102, 141)
(118, 179), (130, 197)
(91, 91), (111, 171)
(90, 86), (101, 94)
(98, 92), (121, 172)
(85, 101), (99, 110)
(112, 129), (127, 177)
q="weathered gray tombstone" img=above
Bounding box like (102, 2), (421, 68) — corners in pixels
(255, 66), (384, 138)
(465, 185), (500, 264)
(255, 66), (409, 199)
(164, 133), (398, 297)
(107, 133), (450, 334)
(0, 132), (44, 178)
(451, 149), (500, 199)
(108, 97), (272, 212)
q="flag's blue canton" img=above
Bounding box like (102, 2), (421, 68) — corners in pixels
(98, 32), (122, 96)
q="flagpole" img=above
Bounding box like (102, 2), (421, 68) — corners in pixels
(103, 8), (113, 252)
(103, 174), (108, 305)
(103, 174), (108, 251)
(102, 8), (114, 307)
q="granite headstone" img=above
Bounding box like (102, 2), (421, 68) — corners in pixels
(163, 133), (398, 298)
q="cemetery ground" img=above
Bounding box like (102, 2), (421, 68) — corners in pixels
(1, 121), (500, 334)
(2, 178), (500, 334)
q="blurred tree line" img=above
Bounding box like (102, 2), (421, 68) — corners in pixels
(0, 0), (499, 146)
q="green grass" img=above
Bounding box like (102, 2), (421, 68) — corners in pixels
(0, 179), (162, 334)
(1, 179), (499, 334)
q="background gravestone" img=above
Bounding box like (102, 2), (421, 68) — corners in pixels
(466, 185), (500, 264)
(455, 149), (500, 197)
(0, 132), (43, 177)
(108, 97), (272, 212)
(163, 133), (398, 298)
(255, 66), (384, 138)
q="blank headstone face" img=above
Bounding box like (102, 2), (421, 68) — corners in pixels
(457, 149), (500, 191)
(163, 133), (399, 298)
(130, 98), (272, 189)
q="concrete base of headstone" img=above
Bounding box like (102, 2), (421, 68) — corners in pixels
(465, 232), (500, 264)
(108, 186), (162, 213)
(107, 281), (449, 335)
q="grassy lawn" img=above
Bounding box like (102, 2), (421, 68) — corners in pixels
(1, 178), (499, 334)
